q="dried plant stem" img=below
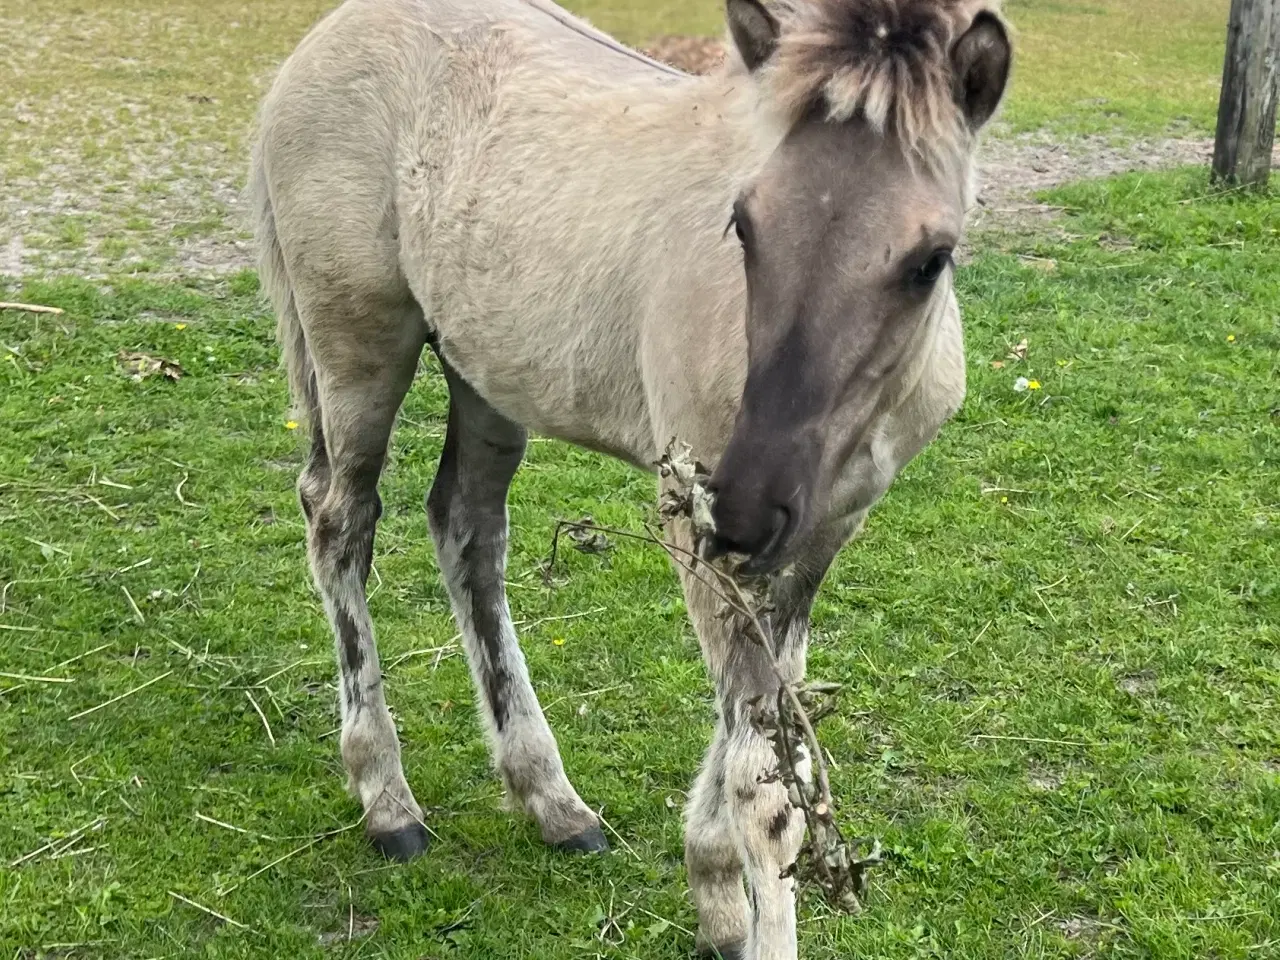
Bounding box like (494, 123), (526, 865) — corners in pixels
(168, 891), (251, 931)
(547, 504), (879, 913)
(668, 542), (878, 912)
(10, 818), (106, 868)
(0, 301), (64, 314)
(216, 815), (365, 897)
(245, 690), (275, 746)
(68, 670), (173, 721)
(121, 584), (145, 624)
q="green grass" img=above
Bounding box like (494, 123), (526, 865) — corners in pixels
(2, 170), (1277, 958)
(997, 0), (1230, 135)
(2, 0), (1277, 956)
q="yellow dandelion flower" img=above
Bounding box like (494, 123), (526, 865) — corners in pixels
(1000, 496), (1008, 504)
(1027, 380), (1042, 390)
(552, 637), (566, 646)
(285, 420), (299, 430)
(1226, 334), (1236, 342)
(174, 323), (187, 330)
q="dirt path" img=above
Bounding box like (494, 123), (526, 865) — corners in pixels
(970, 135), (1216, 232)
(0, 32), (1254, 283)
(641, 35), (1229, 234)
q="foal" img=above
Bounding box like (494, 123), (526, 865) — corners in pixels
(251, 0), (1010, 956)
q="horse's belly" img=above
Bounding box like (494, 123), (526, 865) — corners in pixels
(397, 107), (660, 465)
(431, 311), (657, 469)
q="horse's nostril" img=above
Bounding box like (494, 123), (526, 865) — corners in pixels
(730, 503), (795, 575)
(762, 505), (792, 557)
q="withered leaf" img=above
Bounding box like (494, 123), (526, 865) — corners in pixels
(117, 351), (184, 382)
(567, 516), (612, 554)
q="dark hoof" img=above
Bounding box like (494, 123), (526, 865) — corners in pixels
(369, 822), (429, 862)
(697, 945), (746, 960)
(552, 825), (610, 854)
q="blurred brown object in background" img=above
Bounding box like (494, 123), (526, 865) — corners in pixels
(642, 35), (725, 74)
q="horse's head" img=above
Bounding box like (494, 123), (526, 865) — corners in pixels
(707, 0), (1010, 572)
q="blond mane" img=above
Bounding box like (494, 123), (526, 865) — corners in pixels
(762, 0), (1002, 167)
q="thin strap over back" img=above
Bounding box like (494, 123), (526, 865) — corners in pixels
(516, 0), (688, 78)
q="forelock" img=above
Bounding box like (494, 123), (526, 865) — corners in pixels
(764, 0), (1001, 170)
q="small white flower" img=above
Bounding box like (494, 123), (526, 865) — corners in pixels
(1013, 376), (1030, 392)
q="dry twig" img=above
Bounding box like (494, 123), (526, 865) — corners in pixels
(0, 301), (64, 314)
(10, 818), (106, 868)
(174, 472), (196, 507)
(68, 670), (173, 721)
(121, 584), (145, 624)
(0, 671), (74, 684)
(216, 815), (365, 897)
(544, 440), (880, 913)
(245, 690), (276, 746)
(168, 891), (251, 931)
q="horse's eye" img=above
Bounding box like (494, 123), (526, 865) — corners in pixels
(912, 249), (953, 287)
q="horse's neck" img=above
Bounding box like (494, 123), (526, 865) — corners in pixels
(553, 68), (780, 304)
(599, 70), (778, 230)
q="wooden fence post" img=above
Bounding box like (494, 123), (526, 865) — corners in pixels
(1212, 0), (1279, 186)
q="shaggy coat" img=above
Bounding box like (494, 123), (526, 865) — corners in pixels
(251, 1), (1008, 957)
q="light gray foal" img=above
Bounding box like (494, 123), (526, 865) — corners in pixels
(251, 0), (1010, 956)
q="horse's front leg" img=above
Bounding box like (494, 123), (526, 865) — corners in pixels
(677, 519), (857, 960)
(719, 627), (807, 960)
(686, 716), (750, 958)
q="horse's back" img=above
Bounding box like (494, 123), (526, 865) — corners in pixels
(255, 0), (677, 300)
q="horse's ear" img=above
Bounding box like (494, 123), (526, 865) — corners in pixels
(950, 11), (1011, 130)
(726, 0), (780, 73)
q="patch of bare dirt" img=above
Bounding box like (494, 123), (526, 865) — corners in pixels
(1118, 669), (1159, 697)
(1027, 765), (1064, 792)
(1056, 914), (1117, 945)
(317, 913), (379, 947)
(4, 26), (1271, 284)
(972, 134), (1219, 235)
(638, 36), (1254, 241)
(643, 35), (728, 75)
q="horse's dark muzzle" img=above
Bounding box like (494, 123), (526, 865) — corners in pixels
(705, 503), (795, 574)
(706, 434), (818, 574)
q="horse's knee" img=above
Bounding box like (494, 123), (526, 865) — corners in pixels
(685, 759), (739, 881)
(686, 781), (749, 958)
(723, 728), (804, 862)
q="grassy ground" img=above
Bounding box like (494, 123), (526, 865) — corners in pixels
(2, 170), (1277, 958)
(3, 0), (1278, 957)
(0, 0), (1236, 277)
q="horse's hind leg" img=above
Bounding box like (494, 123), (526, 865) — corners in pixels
(427, 358), (606, 852)
(299, 295), (428, 860)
